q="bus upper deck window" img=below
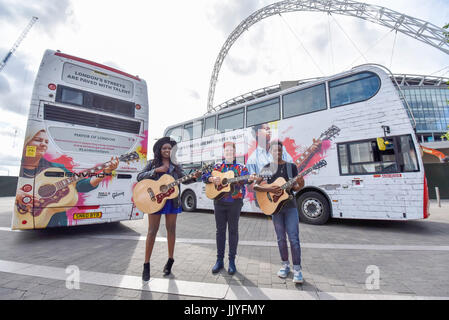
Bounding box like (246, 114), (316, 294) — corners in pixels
(204, 116), (216, 136)
(246, 98), (280, 127)
(217, 108), (244, 133)
(166, 126), (183, 143)
(61, 87), (83, 105)
(283, 83), (326, 119)
(330, 72), (381, 108)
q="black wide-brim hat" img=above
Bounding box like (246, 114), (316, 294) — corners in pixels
(153, 136), (177, 154)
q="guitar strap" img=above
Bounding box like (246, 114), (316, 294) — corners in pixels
(287, 162), (293, 180)
(287, 163), (297, 199)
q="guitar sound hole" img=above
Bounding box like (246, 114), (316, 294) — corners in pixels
(221, 178), (228, 185)
(38, 184), (56, 198)
(160, 185), (168, 193)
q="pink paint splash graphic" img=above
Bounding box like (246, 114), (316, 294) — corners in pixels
(282, 138), (331, 174)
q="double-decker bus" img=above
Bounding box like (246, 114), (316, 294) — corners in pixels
(164, 64), (429, 224)
(12, 49), (148, 229)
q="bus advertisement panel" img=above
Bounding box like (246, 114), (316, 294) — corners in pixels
(12, 50), (148, 230)
(166, 65), (428, 224)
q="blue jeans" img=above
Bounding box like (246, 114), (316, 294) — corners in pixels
(272, 205), (301, 266)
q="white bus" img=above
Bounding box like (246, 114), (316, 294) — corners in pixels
(164, 64), (429, 224)
(12, 49), (148, 229)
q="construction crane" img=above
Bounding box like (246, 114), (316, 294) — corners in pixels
(0, 16), (38, 73)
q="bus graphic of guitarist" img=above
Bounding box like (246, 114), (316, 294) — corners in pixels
(14, 127), (119, 228)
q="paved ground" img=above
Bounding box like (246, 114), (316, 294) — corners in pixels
(0, 196), (449, 300)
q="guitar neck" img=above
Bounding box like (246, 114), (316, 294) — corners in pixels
(282, 166), (315, 190)
(168, 173), (196, 188)
(228, 175), (254, 184)
(54, 160), (113, 191)
(295, 135), (325, 171)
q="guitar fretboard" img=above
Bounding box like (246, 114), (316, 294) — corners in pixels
(166, 164), (213, 189)
(167, 173), (197, 189)
(281, 166), (315, 190)
(54, 162), (110, 191)
(52, 152), (138, 192)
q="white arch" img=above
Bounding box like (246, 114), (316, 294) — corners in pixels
(207, 0), (449, 112)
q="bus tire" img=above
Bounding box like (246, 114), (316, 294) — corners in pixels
(181, 190), (196, 212)
(297, 191), (330, 225)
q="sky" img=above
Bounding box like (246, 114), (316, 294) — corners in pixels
(0, 0), (448, 176)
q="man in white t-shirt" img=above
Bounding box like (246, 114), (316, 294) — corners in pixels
(246, 123), (293, 175)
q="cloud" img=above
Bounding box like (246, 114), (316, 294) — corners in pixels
(0, 74), (10, 94)
(206, 0), (265, 36)
(0, 153), (21, 166)
(0, 0), (75, 36)
(225, 55), (258, 75)
(186, 89), (200, 100)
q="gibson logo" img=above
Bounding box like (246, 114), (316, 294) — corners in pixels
(112, 192), (124, 199)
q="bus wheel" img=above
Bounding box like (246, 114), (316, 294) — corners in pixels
(181, 190), (196, 212)
(297, 191), (330, 225)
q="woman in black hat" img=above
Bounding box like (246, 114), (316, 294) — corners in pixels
(137, 137), (200, 281)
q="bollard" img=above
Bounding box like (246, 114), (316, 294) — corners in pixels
(436, 187), (441, 208)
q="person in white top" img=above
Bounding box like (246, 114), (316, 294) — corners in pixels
(246, 123), (293, 175)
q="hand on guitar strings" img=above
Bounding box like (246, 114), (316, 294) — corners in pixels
(103, 157), (120, 175)
(155, 162), (170, 173)
(209, 176), (221, 186)
(269, 185), (283, 197)
(310, 138), (321, 153)
(292, 176), (305, 192)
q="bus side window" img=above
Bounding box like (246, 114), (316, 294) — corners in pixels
(330, 72), (381, 108)
(192, 120), (203, 140)
(398, 135), (419, 172)
(282, 83), (327, 119)
(338, 139), (398, 175)
(183, 122), (193, 141)
(166, 126), (183, 143)
(246, 98), (280, 127)
(204, 116), (216, 137)
(217, 108), (244, 133)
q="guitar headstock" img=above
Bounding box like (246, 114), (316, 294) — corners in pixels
(320, 125), (341, 141)
(312, 159), (327, 171)
(257, 173), (272, 181)
(119, 152), (140, 163)
(198, 162), (215, 174)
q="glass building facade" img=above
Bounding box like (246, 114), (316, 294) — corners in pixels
(402, 86), (449, 142)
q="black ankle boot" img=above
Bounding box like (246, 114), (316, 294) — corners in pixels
(163, 258), (174, 276)
(142, 262), (150, 281)
(212, 259), (224, 274)
(228, 258), (237, 275)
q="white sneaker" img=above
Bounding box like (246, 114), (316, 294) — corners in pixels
(293, 269), (304, 284)
(277, 264), (290, 278)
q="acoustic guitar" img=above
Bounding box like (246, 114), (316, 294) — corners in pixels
(133, 163), (213, 214)
(256, 160), (327, 215)
(15, 152), (140, 229)
(295, 125), (340, 172)
(205, 171), (263, 200)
